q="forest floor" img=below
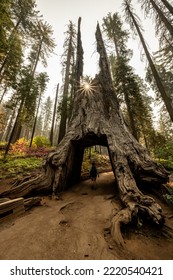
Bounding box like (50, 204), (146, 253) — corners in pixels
(0, 171), (173, 260)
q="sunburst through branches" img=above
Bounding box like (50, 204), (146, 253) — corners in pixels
(78, 77), (97, 95)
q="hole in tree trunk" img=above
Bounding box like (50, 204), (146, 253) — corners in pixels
(65, 133), (113, 188)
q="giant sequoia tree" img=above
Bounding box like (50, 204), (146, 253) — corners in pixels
(1, 21), (169, 246)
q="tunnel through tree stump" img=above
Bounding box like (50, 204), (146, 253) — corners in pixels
(0, 22), (169, 246)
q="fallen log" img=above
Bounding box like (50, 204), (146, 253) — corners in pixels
(24, 197), (42, 211)
(0, 198), (25, 223)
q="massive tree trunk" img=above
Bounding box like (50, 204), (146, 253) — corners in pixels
(1, 22), (169, 246)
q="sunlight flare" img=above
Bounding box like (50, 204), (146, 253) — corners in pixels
(79, 78), (97, 95)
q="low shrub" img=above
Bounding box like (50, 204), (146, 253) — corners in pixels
(11, 138), (29, 155)
(32, 136), (50, 148)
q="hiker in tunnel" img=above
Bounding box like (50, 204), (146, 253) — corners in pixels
(90, 161), (99, 189)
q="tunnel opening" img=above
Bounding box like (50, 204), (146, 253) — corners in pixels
(81, 145), (112, 180)
(65, 132), (114, 188)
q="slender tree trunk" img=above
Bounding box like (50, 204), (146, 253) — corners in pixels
(30, 37), (44, 78)
(3, 110), (16, 142)
(70, 17), (84, 119)
(125, 2), (173, 122)
(21, 126), (30, 140)
(50, 84), (59, 146)
(11, 121), (22, 143)
(74, 17), (83, 86)
(163, 35), (173, 54)
(0, 85), (8, 103)
(150, 0), (173, 37)
(160, 0), (173, 17)
(58, 18), (83, 143)
(29, 90), (42, 148)
(113, 35), (120, 57)
(4, 99), (24, 157)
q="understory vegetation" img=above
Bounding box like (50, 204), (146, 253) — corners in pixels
(1, 137), (173, 205)
(1, 137), (173, 178)
(0, 136), (52, 179)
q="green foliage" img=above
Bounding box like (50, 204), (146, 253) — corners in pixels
(29, 19), (56, 68)
(32, 136), (50, 147)
(138, 0), (173, 69)
(163, 194), (173, 206)
(0, 156), (42, 179)
(155, 141), (173, 161)
(0, 0), (40, 91)
(0, 135), (52, 179)
(102, 12), (130, 59)
(82, 147), (111, 174)
(154, 141), (173, 170)
(0, 0), (13, 64)
(103, 12), (155, 144)
(0, 1), (55, 151)
(82, 160), (91, 174)
(0, 141), (7, 148)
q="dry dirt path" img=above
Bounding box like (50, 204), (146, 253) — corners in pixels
(0, 172), (173, 260)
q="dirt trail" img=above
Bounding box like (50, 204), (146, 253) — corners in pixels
(0, 172), (173, 260)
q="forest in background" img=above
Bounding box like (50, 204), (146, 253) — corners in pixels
(0, 0), (173, 173)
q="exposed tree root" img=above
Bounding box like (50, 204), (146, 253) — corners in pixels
(111, 192), (163, 247)
(162, 225), (173, 239)
(111, 208), (132, 247)
(1, 166), (54, 198)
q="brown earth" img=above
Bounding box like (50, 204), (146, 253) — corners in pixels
(0, 172), (173, 260)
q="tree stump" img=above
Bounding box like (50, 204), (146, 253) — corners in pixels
(0, 22), (169, 246)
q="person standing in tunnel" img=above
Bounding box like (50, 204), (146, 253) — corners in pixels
(90, 161), (99, 189)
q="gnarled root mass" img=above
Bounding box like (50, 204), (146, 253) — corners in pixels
(0, 85), (169, 247)
(110, 158), (166, 247)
